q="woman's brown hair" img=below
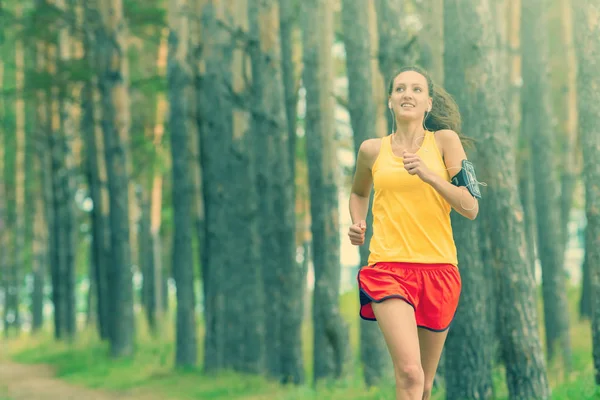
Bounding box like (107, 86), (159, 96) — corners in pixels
(388, 66), (471, 144)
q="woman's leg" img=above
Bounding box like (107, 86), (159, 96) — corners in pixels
(417, 328), (449, 400)
(372, 298), (423, 400)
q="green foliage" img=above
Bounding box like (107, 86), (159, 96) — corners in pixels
(124, 0), (167, 32)
(5, 287), (597, 400)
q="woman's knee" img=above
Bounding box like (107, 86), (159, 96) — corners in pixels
(394, 363), (425, 390)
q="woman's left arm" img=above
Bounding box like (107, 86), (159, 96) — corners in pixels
(403, 129), (479, 220)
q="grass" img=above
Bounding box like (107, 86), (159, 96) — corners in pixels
(3, 286), (599, 399)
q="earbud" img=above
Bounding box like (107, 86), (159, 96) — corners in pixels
(388, 102), (392, 109)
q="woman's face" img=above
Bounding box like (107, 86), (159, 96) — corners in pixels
(389, 71), (432, 121)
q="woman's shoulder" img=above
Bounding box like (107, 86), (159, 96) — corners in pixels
(432, 129), (461, 157)
(358, 137), (384, 167)
(433, 129), (460, 142)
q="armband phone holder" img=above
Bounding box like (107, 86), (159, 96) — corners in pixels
(451, 159), (482, 199)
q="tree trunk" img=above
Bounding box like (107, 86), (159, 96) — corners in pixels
(444, 217), (493, 400)
(278, 0), (298, 185)
(573, 0), (600, 384)
(302, 0), (350, 383)
(47, 36), (68, 340)
(0, 58), (7, 336)
(445, 0), (551, 398)
(57, 0), (77, 339)
(580, 251), (592, 319)
(94, 0), (135, 357)
(31, 39), (48, 333)
(517, 146), (537, 275)
(415, 0), (444, 84)
(375, 0), (417, 90)
(522, 0), (572, 366)
(442, 3), (494, 398)
(248, 0), (303, 383)
(558, 0), (579, 247)
(341, 0), (391, 387)
(167, 0), (198, 368)
(80, 26), (111, 339)
(12, 10), (26, 334)
(199, 0), (264, 374)
(149, 32), (169, 334)
(277, 4), (306, 383)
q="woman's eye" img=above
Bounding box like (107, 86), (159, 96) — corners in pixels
(415, 88), (422, 92)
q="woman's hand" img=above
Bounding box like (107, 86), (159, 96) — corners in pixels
(403, 151), (434, 184)
(348, 220), (366, 246)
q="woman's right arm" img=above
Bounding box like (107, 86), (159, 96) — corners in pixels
(349, 140), (376, 224)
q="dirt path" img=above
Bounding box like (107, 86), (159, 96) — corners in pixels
(0, 362), (157, 400)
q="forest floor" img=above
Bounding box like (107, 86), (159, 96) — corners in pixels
(0, 287), (598, 400)
(0, 360), (162, 400)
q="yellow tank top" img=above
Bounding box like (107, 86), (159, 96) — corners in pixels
(368, 131), (458, 266)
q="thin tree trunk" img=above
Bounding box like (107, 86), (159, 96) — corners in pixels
(167, 0), (197, 368)
(522, 0), (572, 367)
(57, 0), (77, 339)
(446, 0), (550, 398)
(580, 251), (592, 319)
(93, 0), (135, 357)
(341, 0), (391, 387)
(279, 0), (298, 184)
(558, 0), (579, 247)
(81, 62), (110, 339)
(32, 39), (48, 333)
(302, 0), (350, 383)
(81, 2), (108, 332)
(150, 29), (169, 334)
(573, 0), (600, 384)
(12, 7), (26, 334)
(276, 3), (306, 383)
(0, 58), (8, 337)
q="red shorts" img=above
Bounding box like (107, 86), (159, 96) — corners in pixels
(357, 262), (461, 331)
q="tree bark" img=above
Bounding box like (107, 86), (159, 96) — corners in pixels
(558, 0), (579, 248)
(415, 0), (444, 84)
(341, 0), (391, 387)
(0, 58), (8, 336)
(248, 0), (303, 383)
(445, 217), (493, 400)
(573, 0), (600, 384)
(12, 8), (26, 334)
(302, 0), (350, 383)
(93, 0), (135, 357)
(442, 2), (494, 398)
(199, 0), (264, 374)
(522, 0), (572, 366)
(167, 0), (198, 368)
(57, 0), (77, 339)
(278, 0), (298, 184)
(149, 32), (169, 334)
(80, 14), (111, 338)
(47, 34), (68, 340)
(445, 0), (551, 398)
(375, 0), (417, 89)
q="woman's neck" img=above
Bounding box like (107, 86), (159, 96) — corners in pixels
(393, 119), (426, 146)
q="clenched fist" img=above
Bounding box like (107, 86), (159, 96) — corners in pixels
(348, 220), (367, 246)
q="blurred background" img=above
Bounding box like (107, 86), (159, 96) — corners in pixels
(0, 0), (598, 399)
